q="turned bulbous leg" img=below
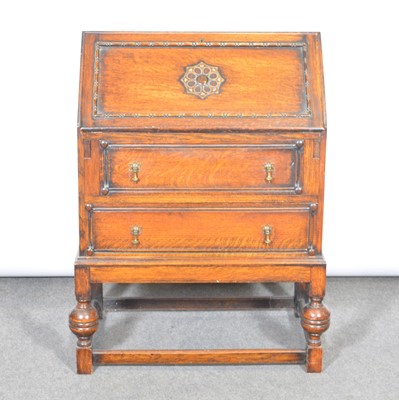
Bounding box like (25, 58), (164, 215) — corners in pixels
(69, 300), (99, 374)
(301, 297), (330, 372)
(69, 300), (99, 346)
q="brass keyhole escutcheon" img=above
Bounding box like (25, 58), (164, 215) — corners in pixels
(262, 225), (272, 246)
(264, 162), (274, 183)
(130, 225), (142, 246)
(129, 162), (141, 183)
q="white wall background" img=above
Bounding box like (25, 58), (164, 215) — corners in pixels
(1, 1), (398, 276)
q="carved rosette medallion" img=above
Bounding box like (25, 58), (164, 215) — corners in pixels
(180, 61), (225, 99)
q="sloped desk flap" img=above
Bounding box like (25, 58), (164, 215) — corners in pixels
(79, 32), (326, 131)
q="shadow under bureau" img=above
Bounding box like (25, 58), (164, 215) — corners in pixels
(69, 32), (330, 373)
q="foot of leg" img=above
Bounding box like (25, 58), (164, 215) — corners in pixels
(306, 347), (323, 373)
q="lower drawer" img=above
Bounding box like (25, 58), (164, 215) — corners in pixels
(86, 205), (317, 254)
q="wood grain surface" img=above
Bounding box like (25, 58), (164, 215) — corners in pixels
(105, 144), (298, 192)
(78, 32), (326, 130)
(97, 46), (306, 116)
(89, 265), (312, 284)
(91, 206), (312, 252)
(93, 349), (306, 365)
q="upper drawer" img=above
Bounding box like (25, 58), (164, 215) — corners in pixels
(100, 141), (303, 195)
(79, 32), (326, 131)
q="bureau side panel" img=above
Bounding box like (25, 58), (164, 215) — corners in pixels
(314, 132), (327, 254)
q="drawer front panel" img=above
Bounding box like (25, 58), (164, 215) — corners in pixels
(100, 142), (303, 194)
(87, 205), (316, 254)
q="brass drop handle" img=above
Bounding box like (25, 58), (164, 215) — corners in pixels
(262, 225), (272, 246)
(130, 225), (142, 246)
(129, 162), (141, 183)
(264, 162), (274, 183)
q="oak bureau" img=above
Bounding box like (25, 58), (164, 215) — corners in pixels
(69, 32), (330, 373)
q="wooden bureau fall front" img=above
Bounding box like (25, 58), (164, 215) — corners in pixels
(69, 32), (330, 373)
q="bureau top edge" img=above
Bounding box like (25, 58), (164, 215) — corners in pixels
(78, 32), (326, 131)
(82, 31), (323, 36)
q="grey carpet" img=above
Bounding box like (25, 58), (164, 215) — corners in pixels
(0, 278), (398, 399)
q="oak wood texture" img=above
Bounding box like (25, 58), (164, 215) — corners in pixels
(90, 206), (312, 253)
(76, 254), (327, 266)
(93, 349), (306, 365)
(76, 348), (93, 374)
(101, 143), (302, 194)
(79, 134), (321, 210)
(89, 265), (312, 284)
(71, 32), (329, 374)
(79, 32), (326, 131)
